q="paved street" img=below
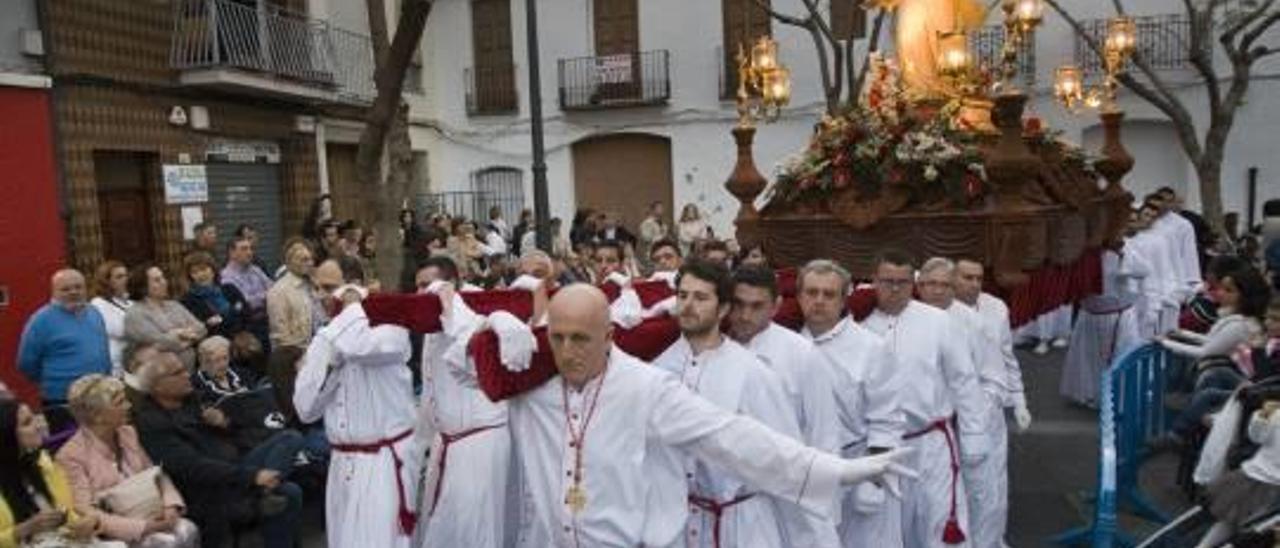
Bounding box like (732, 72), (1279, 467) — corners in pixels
(1009, 347), (1189, 547)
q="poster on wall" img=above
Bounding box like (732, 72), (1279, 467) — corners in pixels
(162, 164), (208, 204)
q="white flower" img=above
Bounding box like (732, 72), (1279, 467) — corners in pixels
(924, 164), (939, 181)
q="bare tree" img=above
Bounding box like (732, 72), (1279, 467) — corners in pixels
(357, 0), (432, 290)
(752, 0), (889, 115)
(1045, 0), (1280, 233)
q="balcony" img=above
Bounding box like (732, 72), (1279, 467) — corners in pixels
(1075, 14), (1193, 75)
(170, 0), (375, 105)
(558, 50), (670, 111)
(969, 25), (1036, 86)
(466, 63), (519, 116)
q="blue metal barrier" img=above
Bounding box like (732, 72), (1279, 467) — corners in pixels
(1051, 343), (1175, 547)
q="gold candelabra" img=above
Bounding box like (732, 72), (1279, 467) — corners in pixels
(736, 36), (792, 128)
(1054, 16), (1136, 113)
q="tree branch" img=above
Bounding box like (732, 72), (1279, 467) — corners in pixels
(1183, 1), (1222, 114)
(356, 0), (432, 184)
(365, 0), (391, 63)
(751, 0), (808, 28)
(852, 9), (888, 101)
(1241, 10), (1280, 52)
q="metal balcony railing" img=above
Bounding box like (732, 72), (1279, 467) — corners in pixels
(969, 25), (1037, 86)
(558, 50), (671, 110)
(466, 63), (519, 115)
(1075, 14), (1193, 76)
(171, 0), (375, 103)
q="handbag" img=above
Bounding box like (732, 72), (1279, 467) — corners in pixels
(94, 466), (165, 520)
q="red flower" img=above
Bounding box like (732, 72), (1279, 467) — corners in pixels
(1024, 116), (1043, 134)
(834, 169), (850, 189)
(798, 177), (814, 191)
(965, 174), (983, 197)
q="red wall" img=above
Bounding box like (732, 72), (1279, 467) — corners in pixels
(0, 86), (66, 405)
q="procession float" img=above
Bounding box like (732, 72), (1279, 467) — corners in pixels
(724, 0), (1142, 326)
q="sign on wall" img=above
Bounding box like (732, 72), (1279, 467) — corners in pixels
(162, 164), (208, 204)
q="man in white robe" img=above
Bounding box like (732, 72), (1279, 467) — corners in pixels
(861, 251), (989, 548)
(920, 258), (1026, 548)
(450, 284), (916, 547)
(293, 281), (421, 548)
(796, 259), (907, 548)
(1149, 191), (1202, 298)
(654, 260), (833, 547)
(412, 254), (517, 548)
(1131, 203), (1184, 337)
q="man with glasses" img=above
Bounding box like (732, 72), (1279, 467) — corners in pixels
(861, 250), (988, 548)
(133, 350), (305, 548)
(796, 259), (908, 547)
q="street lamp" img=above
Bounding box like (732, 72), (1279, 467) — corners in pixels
(999, 0), (1042, 91)
(735, 36), (792, 127)
(1053, 64), (1084, 110)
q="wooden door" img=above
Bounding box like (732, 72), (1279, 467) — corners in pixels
(99, 190), (155, 266)
(325, 143), (368, 226)
(593, 0), (640, 99)
(721, 0), (772, 98)
(572, 134), (673, 237)
(471, 0), (516, 112)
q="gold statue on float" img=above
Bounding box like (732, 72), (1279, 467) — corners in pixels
(870, 0), (987, 101)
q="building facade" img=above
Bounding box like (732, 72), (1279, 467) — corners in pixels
(415, 0), (1279, 240)
(0, 0), (62, 402)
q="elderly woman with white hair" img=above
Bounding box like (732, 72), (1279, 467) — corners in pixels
(192, 336), (251, 403)
(55, 374), (199, 547)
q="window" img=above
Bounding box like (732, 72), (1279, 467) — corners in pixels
(471, 167), (525, 227)
(469, 0), (517, 114)
(721, 0), (772, 99)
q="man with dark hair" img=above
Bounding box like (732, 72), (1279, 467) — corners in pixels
(655, 259), (811, 546)
(729, 265), (843, 546)
(700, 239), (732, 269)
(796, 259), (906, 546)
(222, 236), (274, 347)
(594, 239), (626, 282)
(861, 251), (989, 548)
(1148, 189), (1203, 300)
(315, 221), (343, 262)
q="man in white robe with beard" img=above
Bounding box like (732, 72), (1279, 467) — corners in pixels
(293, 275), (421, 548)
(450, 283), (917, 547)
(919, 258), (1026, 548)
(653, 259), (813, 547)
(796, 259), (907, 548)
(860, 250), (989, 548)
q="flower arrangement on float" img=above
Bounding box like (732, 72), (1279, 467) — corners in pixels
(767, 53), (1097, 209)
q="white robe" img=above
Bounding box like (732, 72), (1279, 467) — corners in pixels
(949, 300), (1011, 548)
(803, 317), (907, 548)
(1129, 229), (1182, 337)
(743, 323), (844, 547)
(499, 346), (844, 547)
(862, 301), (987, 548)
(415, 293), (513, 548)
(293, 304), (421, 548)
(1153, 212), (1202, 299)
(654, 337), (814, 548)
(1061, 249), (1147, 406)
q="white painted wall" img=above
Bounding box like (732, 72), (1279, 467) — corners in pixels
(325, 0), (1280, 234)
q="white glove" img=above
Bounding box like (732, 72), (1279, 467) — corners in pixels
(508, 274), (543, 292)
(609, 288), (644, 329)
(649, 270), (678, 288)
(1013, 404), (1033, 433)
(606, 271), (632, 288)
(489, 311), (537, 372)
(642, 295), (678, 320)
(851, 481), (887, 514)
(839, 447), (917, 488)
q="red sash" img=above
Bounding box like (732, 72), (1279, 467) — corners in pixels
(427, 423), (505, 517)
(903, 416), (966, 545)
(687, 492), (756, 548)
(330, 428), (417, 536)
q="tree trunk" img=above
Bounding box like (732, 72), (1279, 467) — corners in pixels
(1194, 156), (1225, 235)
(356, 0), (432, 291)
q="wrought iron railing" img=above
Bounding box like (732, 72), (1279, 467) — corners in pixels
(969, 25), (1037, 86)
(416, 189), (525, 226)
(466, 63), (519, 115)
(1075, 14), (1193, 75)
(171, 0), (375, 103)
(558, 50), (671, 110)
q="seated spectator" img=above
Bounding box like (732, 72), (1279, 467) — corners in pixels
(230, 331), (268, 380)
(1160, 267), (1271, 442)
(132, 351), (303, 548)
(121, 342), (160, 409)
(180, 252), (249, 341)
(0, 398), (111, 547)
(266, 239), (322, 352)
(124, 264), (206, 371)
(220, 236), (273, 349)
(737, 243), (769, 269)
(57, 375), (199, 547)
(91, 261), (134, 377)
(192, 337), (252, 403)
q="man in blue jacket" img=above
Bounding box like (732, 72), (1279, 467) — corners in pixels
(16, 268), (111, 431)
